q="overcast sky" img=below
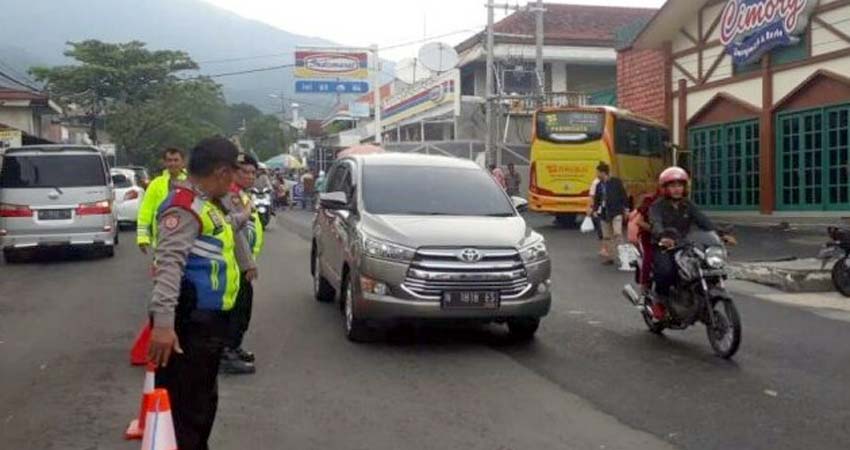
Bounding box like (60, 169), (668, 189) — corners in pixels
(203, 0), (665, 61)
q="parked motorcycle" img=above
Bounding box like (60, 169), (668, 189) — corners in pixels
(251, 187), (273, 228)
(817, 227), (850, 297)
(622, 230), (742, 359)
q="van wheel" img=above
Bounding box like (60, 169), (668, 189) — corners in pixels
(312, 246), (335, 302)
(342, 273), (371, 342)
(507, 318), (540, 341)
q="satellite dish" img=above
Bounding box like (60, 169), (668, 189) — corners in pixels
(395, 58), (432, 84)
(418, 42), (458, 73)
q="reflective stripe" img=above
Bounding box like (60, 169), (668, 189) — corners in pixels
(190, 248), (226, 262)
(193, 239), (222, 253)
(210, 260), (220, 290)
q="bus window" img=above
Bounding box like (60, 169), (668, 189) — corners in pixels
(536, 111), (604, 144)
(616, 119), (667, 157)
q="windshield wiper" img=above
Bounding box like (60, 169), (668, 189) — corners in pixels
(51, 186), (63, 195)
(483, 212), (515, 217)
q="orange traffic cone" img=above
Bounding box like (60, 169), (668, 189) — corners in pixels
(130, 322), (152, 366)
(140, 389), (177, 450)
(125, 362), (157, 440)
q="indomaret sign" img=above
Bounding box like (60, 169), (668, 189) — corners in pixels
(720, 0), (817, 66)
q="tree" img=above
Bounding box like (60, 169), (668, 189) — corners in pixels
(242, 115), (291, 162)
(107, 78), (228, 167)
(225, 103), (262, 135)
(30, 40), (197, 142)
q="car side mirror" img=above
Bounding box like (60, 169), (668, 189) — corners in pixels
(511, 196), (529, 213)
(320, 191), (349, 210)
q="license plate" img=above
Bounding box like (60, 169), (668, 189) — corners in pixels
(38, 209), (71, 220)
(442, 291), (500, 309)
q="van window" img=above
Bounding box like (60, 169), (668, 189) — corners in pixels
(0, 154), (107, 188)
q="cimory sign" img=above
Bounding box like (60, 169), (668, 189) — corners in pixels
(720, 0), (817, 66)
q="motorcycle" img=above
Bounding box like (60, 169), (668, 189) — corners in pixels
(817, 227), (850, 297)
(622, 230), (742, 359)
(251, 187), (273, 228)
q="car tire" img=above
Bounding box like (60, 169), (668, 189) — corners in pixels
(103, 245), (115, 258)
(3, 248), (24, 264)
(507, 318), (540, 341)
(312, 246), (335, 302)
(342, 272), (371, 342)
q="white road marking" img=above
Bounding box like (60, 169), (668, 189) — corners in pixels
(764, 389), (778, 397)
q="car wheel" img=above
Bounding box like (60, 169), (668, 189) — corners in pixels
(3, 248), (24, 264)
(342, 273), (370, 342)
(312, 246), (335, 302)
(507, 318), (540, 341)
(103, 245), (115, 258)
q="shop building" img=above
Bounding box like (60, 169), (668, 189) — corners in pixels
(621, 0), (850, 215)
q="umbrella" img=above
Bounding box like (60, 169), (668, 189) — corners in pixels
(264, 154), (304, 170)
(337, 145), (385, 158)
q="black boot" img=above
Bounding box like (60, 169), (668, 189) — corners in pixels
(234, 347), (255, 363)
(220, 348), (256, 375)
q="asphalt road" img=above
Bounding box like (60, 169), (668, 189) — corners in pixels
(1, 211), (848, 449)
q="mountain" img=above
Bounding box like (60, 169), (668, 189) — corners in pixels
(0, 0), (342, 116)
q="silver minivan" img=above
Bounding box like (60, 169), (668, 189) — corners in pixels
(0, 145), (117, 262)
(312, 153), (552, 341)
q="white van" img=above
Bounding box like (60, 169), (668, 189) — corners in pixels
(0, 145), (118, 262)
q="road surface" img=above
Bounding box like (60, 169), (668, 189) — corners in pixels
(1, 211), (848, 449)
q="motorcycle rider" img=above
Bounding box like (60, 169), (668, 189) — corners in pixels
(648, 167), (729, 318)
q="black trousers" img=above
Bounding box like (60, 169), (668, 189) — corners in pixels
(653, 251), (677, 296)
(156, 301), (230, 450)
(227, 273), (253, 349)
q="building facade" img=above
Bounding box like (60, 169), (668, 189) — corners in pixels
(623, 0), (850, 214)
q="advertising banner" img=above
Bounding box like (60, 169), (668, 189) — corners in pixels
(0, 129), (23, 150)
(381, 69), (461, 128)
(720, 0), (817, 66)
(295, 49), (369, 80)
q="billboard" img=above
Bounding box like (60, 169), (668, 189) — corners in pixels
(295, 49), (369, 80)
(0, 129), (22, 150)
(720, 0), (816, 66)
(381, 69), (461, 128)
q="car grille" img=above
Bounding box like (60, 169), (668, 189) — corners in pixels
(401, 248), (530, 300)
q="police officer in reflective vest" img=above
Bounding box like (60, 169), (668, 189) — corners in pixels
(147, 137), (256, 450)
(137, 147), (188, 253)
(220, 153), (264, 374)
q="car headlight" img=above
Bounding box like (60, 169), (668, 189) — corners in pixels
(363, 237), (415, 262)
(520, 240), (548, 264)
(705, 246), (727, 269)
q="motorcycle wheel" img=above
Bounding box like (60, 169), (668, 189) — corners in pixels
(706, 298), (742, 359)
(640, 297), (665, 335)
(831, 257), (850, 297)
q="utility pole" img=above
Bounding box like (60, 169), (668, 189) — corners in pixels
(485, 0), (495, 166)
(534, 0), (545, 107)
(371, 44), (383, 145)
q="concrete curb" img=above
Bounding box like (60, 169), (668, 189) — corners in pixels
(728, 258), (834, 293)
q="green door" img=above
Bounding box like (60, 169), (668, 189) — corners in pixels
(689, 120), (760, 210)
(777, 104), (850, 211)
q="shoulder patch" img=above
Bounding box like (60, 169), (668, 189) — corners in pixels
(163, 214), (181, 231)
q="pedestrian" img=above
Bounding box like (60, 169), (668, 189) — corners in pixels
(587, 175), (606, 257)
(220, 153), (266, 375)
(136, 147), (187, 253)
(148, 136), (257, 450)
(504, 163), (522, 197)
(591, 162), (628, 265)
(301, 170), (316, 210)
(489, 164), (507, 190)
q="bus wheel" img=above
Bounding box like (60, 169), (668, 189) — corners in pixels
(554, 214), (577, 228)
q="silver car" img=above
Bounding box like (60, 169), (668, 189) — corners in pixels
(0, 145), (117, 262)
(311, 153), (551, 341)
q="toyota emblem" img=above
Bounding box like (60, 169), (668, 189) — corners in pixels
(458, 248), (483, 263)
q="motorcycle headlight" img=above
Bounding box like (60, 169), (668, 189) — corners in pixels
(363, 237), (415, 262)
(520, 240), (548, 264)
(705, 246), (727, 269)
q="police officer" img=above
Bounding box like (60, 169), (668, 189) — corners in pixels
(220, 153), (264, 375)
(137, 147), (188, 253)
(148, 137), (256, 450)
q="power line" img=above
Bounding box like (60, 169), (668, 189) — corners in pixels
(0, 69), (41, 92)
(182, 63), (296, 80)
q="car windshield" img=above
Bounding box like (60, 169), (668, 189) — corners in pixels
(0, 154), (107, 188)
(362, 165), (515, 216)
(112, 173), (133, 188)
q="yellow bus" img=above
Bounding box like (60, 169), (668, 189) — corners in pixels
(529, 106), (669, 224)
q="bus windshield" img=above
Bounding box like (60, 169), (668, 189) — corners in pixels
(536, 111), (604, 143)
